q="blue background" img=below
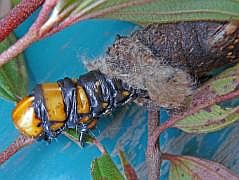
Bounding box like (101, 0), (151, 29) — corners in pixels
(0, 11), (239, 180)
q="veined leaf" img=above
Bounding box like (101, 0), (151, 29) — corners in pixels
(164, 154), (239, 180)
(208, 64), (239, 96)
(0, 33), (28, 102)
(119, 149), (138, 180)
(46, 0), (239, 28)
(63, 130), (82, 147)
(91, 0), (239, 24)
(174, 105), (239, 133)
(91, 153), (124, 180)
(174, 64), (239, 134)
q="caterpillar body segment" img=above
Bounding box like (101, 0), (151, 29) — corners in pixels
(12, 70), (148, 145)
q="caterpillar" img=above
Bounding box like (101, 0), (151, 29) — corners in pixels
(11, 21), (239, 145)
(12, 70), (148, 145)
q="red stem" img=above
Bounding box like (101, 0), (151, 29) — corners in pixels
(0, 30), (37, 67)
(32, 0), (58, 30)
(161, 153), (176, 161)
(0, 134), (35, 165)
(0, 0), (44, 42)
(151, 90), (239, 144)
(146, 110), (161, 180)
(0, 0), (58, 67)
(0, 0), (153, 66)
(93, 139), (107, 154)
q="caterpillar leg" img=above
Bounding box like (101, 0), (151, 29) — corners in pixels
(77, 123), (88, 147)
(77, 119), (97, 147)
(87, 119), (97, 129)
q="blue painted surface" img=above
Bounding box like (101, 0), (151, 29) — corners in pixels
(1, 11), (239, 180)
(0, 12), (149, 180)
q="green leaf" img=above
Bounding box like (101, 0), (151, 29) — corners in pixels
(0, 33), (28, 102)
(174, 64), (239, 134)
(11, 0), (21, 7)
(91, 153), (124, 180)
(174, 105), (239, 133)
(89, 0), (239, 24)
(164, 154), (239, 180)
(206, 63), (239, 96)
(65, 128), (79, 140)
(47, 0), (239, 27)
(63, 130), (82, 147)
(119, 149), (138, 180)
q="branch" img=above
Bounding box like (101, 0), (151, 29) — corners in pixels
(0, 0), (44, 42)
(151, 90), (239, 145)
(93, 139), (107, 154)
(0, 0), (58, 67)
(32, 0), (58, 30)
(146, 110), (161, 180)
(0, 0), (154, 65)
(0, 134), (35, 165)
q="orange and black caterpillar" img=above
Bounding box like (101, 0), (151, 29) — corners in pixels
(12, 70), (148, 145)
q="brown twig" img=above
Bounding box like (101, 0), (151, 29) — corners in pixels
(151, 90), (239, 145)
(145, 89), (239, 179)
(146, 110), (161, 180)
(0, 134), (35, 165)
(93, 139), (107, 154)
(0, 0), (45, 42)
(118, 149), (139, 180)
